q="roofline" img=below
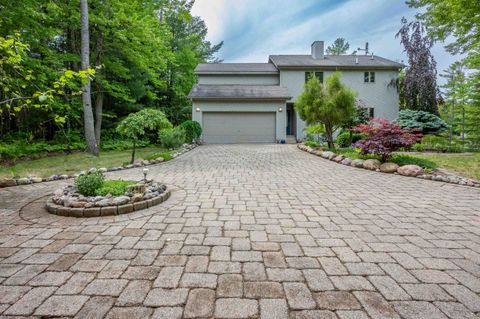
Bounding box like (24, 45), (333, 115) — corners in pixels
(273, 65), (404, 71)
(195, 71), (279, 75)
(189, 96), (291, 101)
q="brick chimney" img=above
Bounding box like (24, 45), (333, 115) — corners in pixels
(311, 41), (324, 59)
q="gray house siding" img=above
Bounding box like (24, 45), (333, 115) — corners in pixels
(279, 70), (399, 139)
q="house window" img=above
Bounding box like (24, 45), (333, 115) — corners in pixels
(368, 107), (375, 118)
(305, 71), (323, 83)
(364, 71), (375, 83)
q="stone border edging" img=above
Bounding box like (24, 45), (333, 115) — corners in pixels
(45, 188), (171, 218)
(298, 143), (480, 188)
(0, 143), (198, 189)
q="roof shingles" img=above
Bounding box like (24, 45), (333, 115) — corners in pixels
(268, 54), (403, 69)
(188, 85), (291, 100)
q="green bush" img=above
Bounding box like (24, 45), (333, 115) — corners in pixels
(0, 134), (151, 162)
(336, 131), (365, 148)
(304, 141), (320, 148)
(179, 120), (202, 143)
(144, 151), (173, 161)
(391, 154), (437, 170)
(75, 171), (105, 196)
(412, 143), (424, 152)
(95, 180), (135, 196)
(159, 127), (186, 149)
(420, 134), (466, 153)
(396, 109), (447, 134)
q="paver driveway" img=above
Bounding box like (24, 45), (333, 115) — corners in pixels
(1, 144), (480, 319)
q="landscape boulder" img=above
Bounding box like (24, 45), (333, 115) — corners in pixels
(363, 159), (381, 170)
(321, 151), (333, 159)
(333, 155), (345, 163)
(397, 165), (423, 177)
(340, 158), (352, 166)
(351, 159), (365, 168)
(380, 162), (399, 173)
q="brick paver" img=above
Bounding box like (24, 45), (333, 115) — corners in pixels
(0, 144), (479, 318)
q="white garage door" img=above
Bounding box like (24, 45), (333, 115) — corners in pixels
(203, 112), (276, 144)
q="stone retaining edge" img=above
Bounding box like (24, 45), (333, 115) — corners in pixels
(297, 143), (480, 188)
(45, 188), (171, 218)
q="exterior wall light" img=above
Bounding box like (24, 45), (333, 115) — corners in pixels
(278, 107), (283, 112)
(195, 107), (201, 112)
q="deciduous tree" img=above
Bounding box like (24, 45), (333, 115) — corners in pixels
(396, 18), (439, 115)
(80, 0), (99, 156)
(116, 109), (172, 163)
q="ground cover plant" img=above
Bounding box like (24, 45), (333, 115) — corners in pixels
(0, 147), (166, 179)
(95, 180), (136, 196)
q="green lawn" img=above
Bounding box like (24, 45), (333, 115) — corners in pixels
(408, 152), (480, 180)
(0, 147), (166, 179)
(333, 147), (480, 180)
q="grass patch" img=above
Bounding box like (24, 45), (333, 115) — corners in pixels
(333, 148), (381, 161)
(407, 152), (480, 180)
(391, 155), (437, 171)
(144, 151), (173, 161)
(333, 147), (479, 179)
(95, 180), (136, 196)
(304, 141), (321, 148)
(0, 147), (166, 179)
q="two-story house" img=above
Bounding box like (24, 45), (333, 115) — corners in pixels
(188, 41), (403, 144)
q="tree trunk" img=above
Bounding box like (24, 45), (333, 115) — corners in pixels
(461, 107), (465, 142)
(131, 139), (136, 164)
(325, 124), (334, 149)
(449, 100), (455, 146)
(94, 31), (104, 145)
(94, 90), (103, 144)
(80, 0), (99, 156)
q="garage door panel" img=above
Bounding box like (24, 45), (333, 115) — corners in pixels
(203, 112), (275, 144)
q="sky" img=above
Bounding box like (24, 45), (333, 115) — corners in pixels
(191, 0), (460, 84)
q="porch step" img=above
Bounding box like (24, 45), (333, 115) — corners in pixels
(285, 135), (297, 144)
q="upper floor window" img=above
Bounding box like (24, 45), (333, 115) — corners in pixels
(364, 71), (375, 83)
(305, 71), (323, 83)
(367, 107), (374, 118)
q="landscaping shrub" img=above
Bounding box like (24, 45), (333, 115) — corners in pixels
(95, 180), (135, 196)
(412, 143), (424, 152)
(353, 118), (422, 161)
(304, 141), (320, 148)
(144, 151), (173, 161)
(304, 124), (325, 143)
(391, 154), (437, 170)
(179, 120), (202, 143)
(396, 109), (447, 134)
(336, 131), (365, 147)
(75, 171), (105, 196)
(420, 134), (466, 153)
(116, 108), (172, 163)
(0, 135), (151, 162)
(159, 127), (186, 149)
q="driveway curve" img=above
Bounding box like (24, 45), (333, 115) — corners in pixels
(0, 144), (479, 318)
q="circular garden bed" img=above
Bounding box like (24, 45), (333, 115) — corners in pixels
(45, 170), (170, 217)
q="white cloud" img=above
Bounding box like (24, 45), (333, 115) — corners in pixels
(191, 0), (461, 84)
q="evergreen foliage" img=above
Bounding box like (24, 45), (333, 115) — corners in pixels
(396, 109), (447, 134)
(179, 120), (202, 143)
(296, 72), (356, 149)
